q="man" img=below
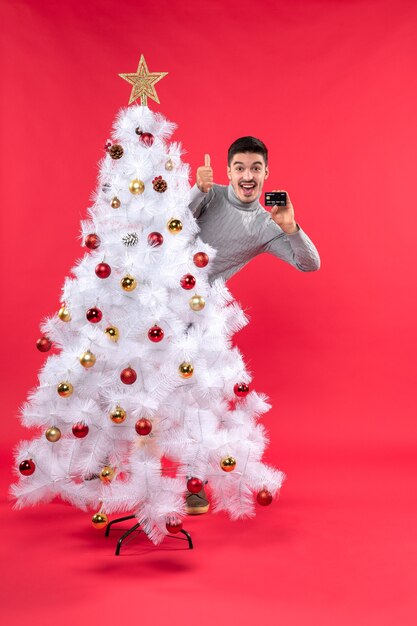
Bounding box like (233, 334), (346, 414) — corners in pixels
(185, 136), (321, 514)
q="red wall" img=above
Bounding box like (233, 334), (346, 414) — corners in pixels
(1, 0), (416, 459)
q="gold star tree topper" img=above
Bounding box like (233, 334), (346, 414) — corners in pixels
(119, 55), (168, 106)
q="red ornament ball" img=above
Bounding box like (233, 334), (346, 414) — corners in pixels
(139, 132), (154, 147)
(148, 325), (164, 342)
(120, 367), (137, 385)
(193, 252), (209, 268)
(85, 233), (101, 250)
(86, 307), (103, 323)
(147, 232), (163, 247)
(19, 459), (35, 476)
(95, 262), (111, 279)
(257, 489), (273, 506)
(36, 336), (52, 352)
(180, 274), (196, 290)
(72, 422), (89, 438)
(187, 477), (203, 494)
(135, 418), (152, 436)
(166, 520), (183, 534)
(234, 382), (250, 397)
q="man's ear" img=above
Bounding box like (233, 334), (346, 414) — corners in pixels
(227, 166), (231, 181)
(265, 167), (269, 180)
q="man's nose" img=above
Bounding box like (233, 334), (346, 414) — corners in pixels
(242, 169), (252, 180)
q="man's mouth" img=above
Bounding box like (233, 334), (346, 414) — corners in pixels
(239, 182), (256, 197)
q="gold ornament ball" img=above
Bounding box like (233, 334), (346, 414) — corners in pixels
(121, 275), (137, 291)
(189, 294), (205, 311)
(58, 305), (71, 322)
(167, 218), (183, 234)
(179, 362), (194, 378)
(129, 179), (145, 195)
(165, 158), (174, 171)
(91, 512), (108, 529)
(57, 382), (73, 397)
(111, 197), (121, 208)
(45, 426), (61, 442)
(79, 350), (96, 368)
(105, 326), (119, 342)
(99, 466), (116, 483)
(110, 406), (126, 424)
(220, 456), (237, 472)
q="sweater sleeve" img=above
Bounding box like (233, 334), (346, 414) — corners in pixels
(188, 184), (214, 218)
(264, 222), (321, 272)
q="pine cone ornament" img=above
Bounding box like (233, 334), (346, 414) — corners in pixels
(152, 176), (168, 192)
(122, 232), (139, 247)
(108, 144), (124, 159)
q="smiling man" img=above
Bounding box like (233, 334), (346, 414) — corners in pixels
(188, 136), (320, 285)
(185, 136), (321, 514)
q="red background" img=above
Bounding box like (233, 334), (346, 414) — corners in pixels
(1, 1), (416, 624)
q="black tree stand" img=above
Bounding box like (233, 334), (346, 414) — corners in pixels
(105, 514), (193, 555)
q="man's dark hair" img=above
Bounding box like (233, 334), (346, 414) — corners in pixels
(227, 136), (268, 166)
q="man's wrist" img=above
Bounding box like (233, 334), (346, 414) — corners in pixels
(196, 182), (208, 194)
(282, 223), (299, 235)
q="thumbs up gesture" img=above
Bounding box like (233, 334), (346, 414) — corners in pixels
(196, 154), (214, 193)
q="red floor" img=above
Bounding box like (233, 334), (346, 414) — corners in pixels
(2, 438), (416, 626)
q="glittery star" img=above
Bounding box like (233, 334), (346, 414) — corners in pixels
(119, 55), (168, 106)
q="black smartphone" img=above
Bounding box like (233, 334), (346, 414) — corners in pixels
(265, 191), (286, 207)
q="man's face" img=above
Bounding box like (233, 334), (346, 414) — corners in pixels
(227, 152), (269, 203)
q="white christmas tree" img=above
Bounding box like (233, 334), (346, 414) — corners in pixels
(11, 56), (285, 545)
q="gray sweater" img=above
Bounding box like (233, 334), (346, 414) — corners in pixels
(189, 183), (321, 282)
